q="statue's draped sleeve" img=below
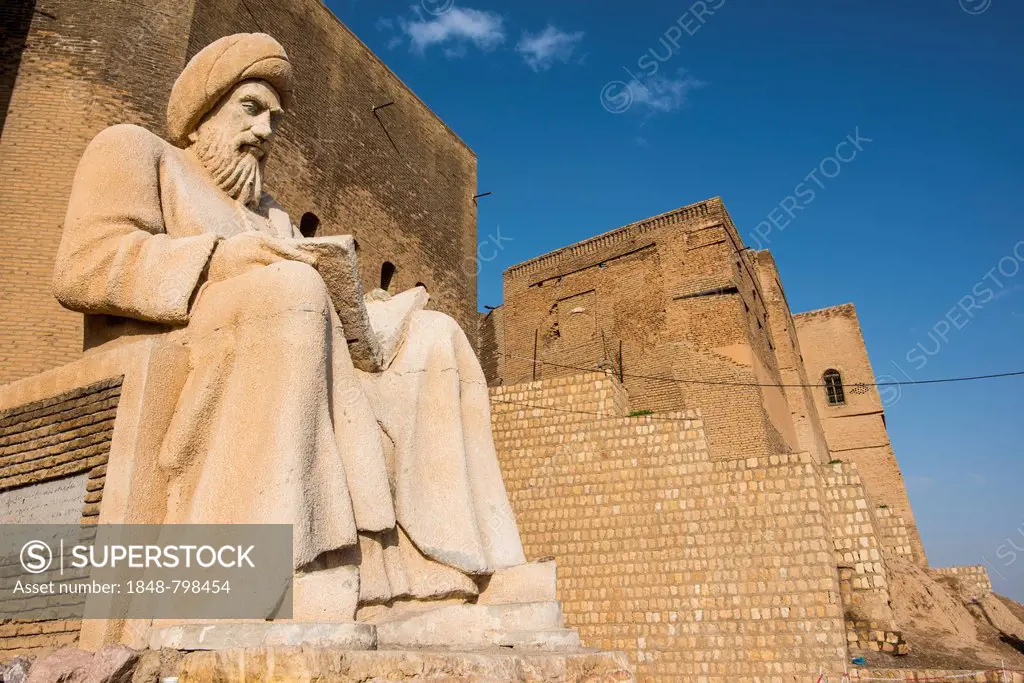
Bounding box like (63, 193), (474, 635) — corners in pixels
(53, 124), (218, 324)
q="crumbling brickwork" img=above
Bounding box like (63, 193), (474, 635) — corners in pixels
(930, 565), (993, 601)
(0, 0), (478, 384)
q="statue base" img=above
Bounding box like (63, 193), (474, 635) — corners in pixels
(148, 600), (578, 652)
(148, 622), (376, 651)
(170, 646), (635, 681)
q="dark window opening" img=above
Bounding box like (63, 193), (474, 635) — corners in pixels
(299, 212), (320, 238)
(380, 261), (397, 292)
(824, 369), (845, 406)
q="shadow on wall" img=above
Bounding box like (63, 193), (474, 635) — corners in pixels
(0, 0), (39, 132)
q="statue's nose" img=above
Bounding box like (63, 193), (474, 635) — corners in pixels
(252, 113), (274, 141)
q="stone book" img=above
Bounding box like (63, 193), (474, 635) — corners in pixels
(294, 235), (427, 372)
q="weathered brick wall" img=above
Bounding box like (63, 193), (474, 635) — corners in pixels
(497, 198), (800, 462)
(478, 308), (504, 386)
(794, 305), (926, 565)
(0, 377), (121, 657)
(752, 251), (832, 464)
(0, 0), (35, 132)
(0, 0), (478, 384)
(490, 372), (847, 681)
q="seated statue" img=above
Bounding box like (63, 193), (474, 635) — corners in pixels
(52, 33), (526, 620)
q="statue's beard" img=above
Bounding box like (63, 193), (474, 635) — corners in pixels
(191, 132), (265, 210)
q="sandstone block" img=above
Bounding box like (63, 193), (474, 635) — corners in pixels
(490, 628), (582, 651)
(147, 622), (376, 651)
(375, 601), (566, 650)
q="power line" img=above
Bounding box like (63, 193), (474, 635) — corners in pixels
(491, 397), (693, 424)
(501, 353), (1024, 389)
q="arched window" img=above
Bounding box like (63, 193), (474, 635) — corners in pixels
(824, 369), (845, 406)
(380, 261), (396, 292)
(299, 212), (320, 238)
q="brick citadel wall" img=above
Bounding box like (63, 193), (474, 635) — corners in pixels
(0, 0), (478, 384)
(484, 196), (980, 677)
(488, 371), (1010, 679)
(490, 372), (848, 681)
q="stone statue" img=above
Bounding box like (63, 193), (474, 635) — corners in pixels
(52, 33), (527, 621)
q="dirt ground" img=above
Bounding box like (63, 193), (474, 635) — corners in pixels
(1000, 594), (1024, 628)
(853, 559), (1024, 672)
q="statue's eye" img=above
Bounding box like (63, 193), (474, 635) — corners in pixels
(242, 101), (260, 115)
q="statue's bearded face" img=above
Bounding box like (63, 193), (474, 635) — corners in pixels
(188, 79), (283, 210)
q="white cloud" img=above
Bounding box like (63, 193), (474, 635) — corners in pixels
(398, 6), (506, 55)
(629, 70), (705, 115)
(990, 283), (1024, 302)
(516, 25), (584, 71)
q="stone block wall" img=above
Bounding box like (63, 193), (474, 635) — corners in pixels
(0, 377), (121, 657)
(930, 566), (993, 601)
(873, 506), (915, 562)
(490, 372), (848, 681)
(822, 462), (906, 655)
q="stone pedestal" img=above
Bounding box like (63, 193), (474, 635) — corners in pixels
(148, 622), (376, 651)
(148, 601), (580, 654)
(172, 647), (634, 682)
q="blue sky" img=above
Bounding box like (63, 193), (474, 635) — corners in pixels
(333, 0), (1024, 600)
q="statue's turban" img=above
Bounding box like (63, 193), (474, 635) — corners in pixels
(166, 33), (293, 147)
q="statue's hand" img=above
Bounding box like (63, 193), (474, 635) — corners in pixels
(206, 232), (315, 283)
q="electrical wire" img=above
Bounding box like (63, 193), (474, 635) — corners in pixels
(501, 354), (1024, 389)
(490, 397), (694, 423)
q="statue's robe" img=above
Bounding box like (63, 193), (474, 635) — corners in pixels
(53, 124), (525, 602)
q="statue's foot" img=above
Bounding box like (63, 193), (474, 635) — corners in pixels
(476, 559), (557, 605)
